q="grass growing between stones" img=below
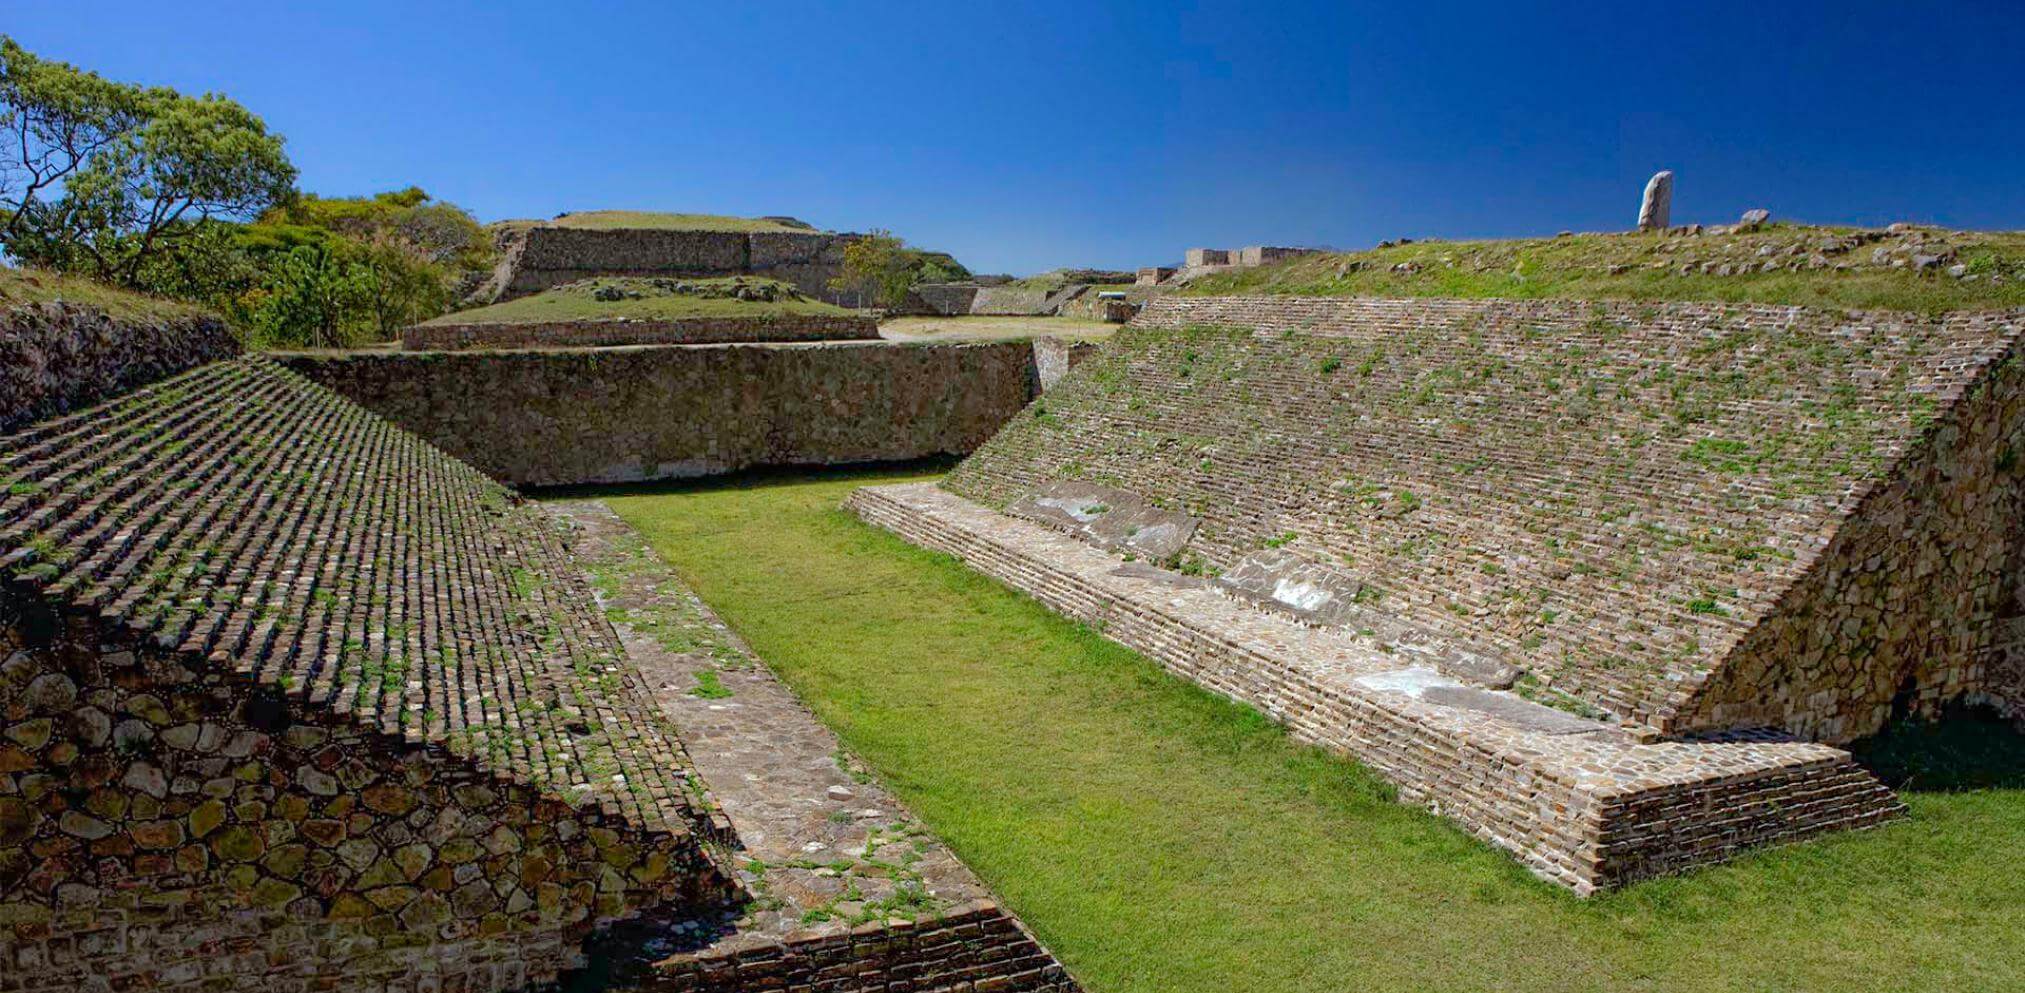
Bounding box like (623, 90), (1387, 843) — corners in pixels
(589, 465), (2025, 993)
(1187, 225), (2025, 315)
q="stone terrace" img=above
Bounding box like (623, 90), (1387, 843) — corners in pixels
(403, 314), (879, 351)
(849, 482), (1903, 894)
(0, 358), (730, 990)
(946, 296), (2025, 743)
(0, 358), (714, 837)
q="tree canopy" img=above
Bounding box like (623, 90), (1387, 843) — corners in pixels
(0, 38), (492, 348)
(831, 229), (972, 309)
(0, 36), (295, 286)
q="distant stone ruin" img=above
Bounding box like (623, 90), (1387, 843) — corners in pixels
(475, 221), (885, 307)
(1176, 244), (1320, 281)
(853, 293), (2025, 893)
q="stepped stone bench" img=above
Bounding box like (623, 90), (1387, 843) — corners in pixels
(847, 482), (1904, 895)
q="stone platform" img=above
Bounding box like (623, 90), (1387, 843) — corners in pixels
(847, 482), (1905, 895)
(553, 501), (1078, 991)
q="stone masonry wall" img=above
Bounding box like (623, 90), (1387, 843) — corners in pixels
(0, 592), (725, 993)
(640, 903), (1074, 992)
(847, 484), (1901, 894)
(280, 341), (1041, 487)
(1682, 335), (2025, 741)
(402, 314), (879, 351)
(489, 228), (864, 306)
(2, 302), (238, 433)
(947, 296), (2025, 737)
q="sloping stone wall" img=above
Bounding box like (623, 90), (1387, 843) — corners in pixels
(1682, 337), (2025, 740)
(402, 314), (878, 351)
(946, 295), (2025, 739)
(280, 341), (1041, 487)
(0, 593), (726, 993)
(968, 286), (1055, 315)
(1, 302), (238, 433)
(899, 283), (979, 316)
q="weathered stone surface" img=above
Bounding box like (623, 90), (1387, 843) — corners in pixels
(477, 224), (884, 306)
(1218, 548), (1369, 627)
(1638, 170), (1674, 231)
(1008, 481), (1198, 562)
(1736, 207), (1772, 231)
(279, 341), (1045, 488)
(0, 301), (237, 433)
(20, 672), (77, 712)
(851, 481), (1903, 895)
(403, 313), (879, 351)
(951, 295), (2025, 743)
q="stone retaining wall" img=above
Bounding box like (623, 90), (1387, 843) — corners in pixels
(402, 314), (879, 351)
(279, 341), (1041, 487)
(484, 227), (866, 306)
(2, 302), (238, 433)
(847, 483), (1903, 894)
(640, 903), (1074, 992)
(0, 594), (724, 993)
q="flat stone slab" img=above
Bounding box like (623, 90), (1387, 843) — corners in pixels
(1219, 548), (1369, 626)
(1008, 481), (1197, 561)
(849, 482), (1905, 895)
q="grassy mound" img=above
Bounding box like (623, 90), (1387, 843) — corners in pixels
(536, 210), (815, 233)
(0, 266), (209, 322)
(1186, 224), (2025, 314)
(429, 276), (854, 325)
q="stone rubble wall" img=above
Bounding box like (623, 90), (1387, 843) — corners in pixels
(846, 483), (1903, 894)
(640, 903), (1075, 992)
(946, 295), (2025, 739)
(486, 227), (867, 306)
(1, 302), (239, 433)
(0, 594), (726, 993)
(402, 314), (880, 351)
(278, 341), (1043, 487)
(1682, 332), (2025, 741)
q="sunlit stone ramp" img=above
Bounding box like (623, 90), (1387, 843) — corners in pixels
(852, 295), (2025, 893)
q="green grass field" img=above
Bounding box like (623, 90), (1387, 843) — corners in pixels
(586, 465), (2025, 993)
(430, 276), (852, 325)
(1187, 225), (2025, 314)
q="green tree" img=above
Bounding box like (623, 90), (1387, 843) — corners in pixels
(246, 241), (375, 349)
(0, 37), (149, 241)
(831, 229), (972, 309)
(0, 37), (295, 286)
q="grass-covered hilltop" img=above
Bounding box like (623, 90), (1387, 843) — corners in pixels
(426, 275), (853, 325)
(1187, 222), (2025, 314)
(491, 210), (821, 234)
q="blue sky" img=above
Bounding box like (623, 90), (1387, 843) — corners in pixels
(14, 2), (2025, 274)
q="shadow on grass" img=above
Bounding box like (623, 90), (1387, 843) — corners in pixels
(1849, 703), (2025, 792)
(528, 456), (960, 503)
